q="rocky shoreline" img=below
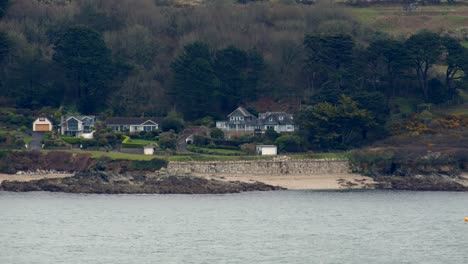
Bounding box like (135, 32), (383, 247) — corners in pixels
(373, 174), (468, 191)
(0, 171), (284, 194)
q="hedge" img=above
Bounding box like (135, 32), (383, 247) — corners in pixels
(122, 136), (144, 148)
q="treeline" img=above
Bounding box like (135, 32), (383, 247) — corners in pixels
(0, 0), (369, 115)
(0, 0), (467, 150)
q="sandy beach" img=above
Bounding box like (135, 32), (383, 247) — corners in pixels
(0, 173), (74, 184)
(195, 173), (376, 190)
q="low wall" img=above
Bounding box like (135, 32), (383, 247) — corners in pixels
(167, 159), (350, 176)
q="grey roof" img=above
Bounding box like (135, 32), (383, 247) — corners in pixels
(227, 107), (255, 118)
(258, 112), (294, 125)
(61, 115), (97, 126)
(106, 117), (161, 126)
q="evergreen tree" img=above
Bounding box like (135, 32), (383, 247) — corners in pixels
(405, 31), (443, 101)
(214, 46), (264, 113)
(53, 25), (113, 113)
(171, 42), (220, 120)
(0, 31), (9, 64)
(0, 0), (9, 18)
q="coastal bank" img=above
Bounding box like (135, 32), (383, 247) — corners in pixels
(166, 158), (375, 190)
(0, 151), (467, 193)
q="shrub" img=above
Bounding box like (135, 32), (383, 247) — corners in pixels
(129, 158), (168, 171)
(158, 131), (177, 150)
(121, 136), (144, 148)
(187, 145), (243, 155)
(61, 136), (82, 144)
(210, 128), (224, 139)
(240, 143), (256, 155)
(275, 135), (304, 153)
(161, 113), (185, 133)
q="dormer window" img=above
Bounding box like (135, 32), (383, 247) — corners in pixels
(279, 116), (284, 120)
(269, 117), (273, 121)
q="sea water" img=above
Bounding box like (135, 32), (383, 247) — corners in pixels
(0, 190), (467, 264)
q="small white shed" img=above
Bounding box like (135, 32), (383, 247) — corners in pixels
(33, 117), (53, 132)
(143, 145), (155, 155)
(256, 145), (277, 156)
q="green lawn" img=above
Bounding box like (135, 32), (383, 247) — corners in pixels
(289, 152), (349, 160)
(36, 149), (351, 161)
(44, 149), (268, 162)
(130, 139), (158, 145)
(23, 136), (33, 144)
(187, 145), (244, 156)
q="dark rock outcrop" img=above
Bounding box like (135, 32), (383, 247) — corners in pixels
(374, 175), (468, 191)
(0, 172), (284, 194)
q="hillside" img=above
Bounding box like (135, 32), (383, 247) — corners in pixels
(0, 0), (466, 156)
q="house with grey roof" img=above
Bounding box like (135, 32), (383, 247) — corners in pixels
(216, 107), (295, 134)
(60, 115), (97, 138)
(258, 112), (295, 133)
(106, 117), (161, 133)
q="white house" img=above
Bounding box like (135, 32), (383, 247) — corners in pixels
(33, 116), (53, 132)
(256, 145), (277, 156)
(216, 107), (295, 134)
(106, 117), (161, 133)
(60, 115), (97, 138)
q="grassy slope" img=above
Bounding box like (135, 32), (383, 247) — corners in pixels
(50, 149), (270, 162)
(351, 4), (468, 116)
(352, 5), (468, 36)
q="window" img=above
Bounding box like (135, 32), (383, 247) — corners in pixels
(39, 118), (45, 121)
(238, 124), (245, 129)
(269, 117), (273, 122)
(267, 125), (274, 130)
(68, 119), (78, 131)
(229, 124), (236, 129)
(279, 116), (284, 120)
(144, 126), (154, 131)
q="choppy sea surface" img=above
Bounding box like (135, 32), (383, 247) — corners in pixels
(0, 190), (467, 264)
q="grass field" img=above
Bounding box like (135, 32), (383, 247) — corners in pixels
(289, 152), (349, 160)
(52, 149), (269, 162)
(41, 149), (348, 162)
(130, 139), (158, 145)
(351, 5), (468, 36)
(186, 145), (244, 156)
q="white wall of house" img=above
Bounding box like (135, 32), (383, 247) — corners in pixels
(216, 121), (227, 129)
(256, 145), (277, 156)
(129, 125), (158, 132)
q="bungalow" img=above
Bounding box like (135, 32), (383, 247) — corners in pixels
(106, 117), (161, 132)
(216, 107), (295, 134)
(32, 116), (53, 132)
(60, 115), (97, 138)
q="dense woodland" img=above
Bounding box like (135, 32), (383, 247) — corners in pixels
(0, 0), (467, 151)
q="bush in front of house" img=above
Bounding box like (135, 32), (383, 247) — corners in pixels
(121, 136), (143, 148)
(158, 131), (177, 150)
(161, 112), (185, 133)
(61, 136), (83, 145)
(210, 128), (224, 139)
(275, 134), (305, 153)
(187, 145), (244, 156)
